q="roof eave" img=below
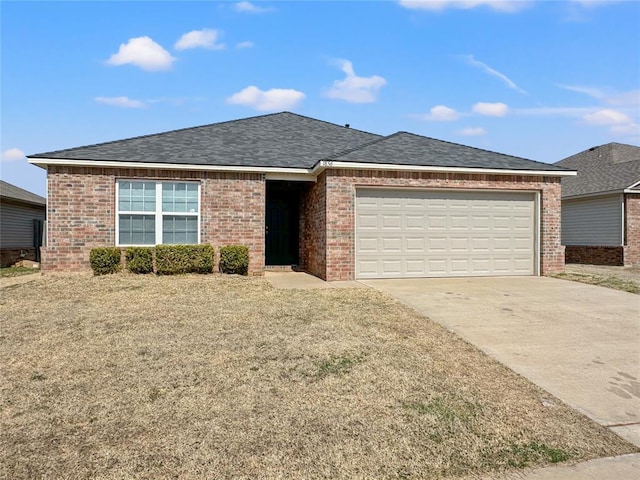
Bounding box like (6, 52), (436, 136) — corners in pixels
(312, 160), (577, 177)
(28, 157), (577, 179)
(27, 157), (316, 177)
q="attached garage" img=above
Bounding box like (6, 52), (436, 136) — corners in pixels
(356, 188), (537, 279)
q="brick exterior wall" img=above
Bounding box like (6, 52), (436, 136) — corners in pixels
(43, 166), (265, 274)
(44, 165), (566, 279)
(317, 169), (565, 281)
(565, 246), (624, 266)
(624, 194), (640, 266)
(300, 175), (327, 279)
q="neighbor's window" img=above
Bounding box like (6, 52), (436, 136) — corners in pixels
(116, 180), (200, 246)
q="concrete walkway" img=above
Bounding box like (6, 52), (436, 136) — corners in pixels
(264, 271), (366, 289)
(483, 453), (640, 479)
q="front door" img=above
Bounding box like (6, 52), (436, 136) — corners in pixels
(266, 183), (300, 265)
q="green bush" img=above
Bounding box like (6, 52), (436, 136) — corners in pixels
(155, 244), (215, 275)
(125, 247), (154, 274)
(89, 247), (121, 275)
(219, 245), (249, 276)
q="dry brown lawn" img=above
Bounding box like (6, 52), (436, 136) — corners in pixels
(556, 265), (640, 294)
(0, 274), (636, 479)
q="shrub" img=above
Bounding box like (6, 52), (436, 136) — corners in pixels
(89, 247), (121, 275)
(125, 247), (154, 274)
(219, 245), (249, 276)
(155, 245), (215, 275)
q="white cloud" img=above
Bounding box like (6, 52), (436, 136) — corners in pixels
(606, 90), (640, 107)
(175, 29), (224, 51)
(464, 55), (527, 94)
(422, 105), (460, 121)
(324, 60), (387, 103)
(226, 85), (305, 111)
(583, 109), (632, 125)
(610, 123), (640, 137)
(398, 0), (528, 13)
(236, 41), (255, 49)
(1, 148), (26, 162)
(457, 127), (487, 136)
(94, 96), (147, 109)
(234, 1), (273, 13)
(559, 84), (640, 109)
(106, 36), (175, 71)
(570, 0), (621, 8)
(472, 102), (509, 116)
(557, 84), (605, 100)
(513, 106), (593, 117)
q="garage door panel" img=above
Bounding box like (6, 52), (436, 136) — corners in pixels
(381, 237), (402, 252)
(381, 259), (402, 276)
(405, 215), (425, 229)
(356, 189), (536, 279)
(427, 237), (447, 252)
(381, 214), (402, 229)
(450, 237), (469, 252)
(358, 214), (378, 229)
(428, 215), (447, 229)
(450, 216), (469, 229)
(405, 237), (425, 252)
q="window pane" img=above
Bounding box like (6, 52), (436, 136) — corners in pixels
(162, 215), (197, 244)
(119, 214), (155, 245)
(118, 181), (155, 212)
(162, 182), (198, 213)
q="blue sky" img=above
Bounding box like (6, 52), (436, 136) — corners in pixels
(2, 0), (639, 197)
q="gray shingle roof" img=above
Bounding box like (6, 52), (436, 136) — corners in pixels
(554, 143), (640, 197)
(0, 180), (46, 206)
(29, 112), (381, 169)
(29, 111), (567, 173)
(331, 132), (569, 171)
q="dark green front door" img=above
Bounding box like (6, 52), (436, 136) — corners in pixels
(266, 185), (300, 265)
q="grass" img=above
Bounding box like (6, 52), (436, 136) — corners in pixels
(0, 274), (636, 479)
(0, 266), (39, 278)
(554, 271), (640, 294)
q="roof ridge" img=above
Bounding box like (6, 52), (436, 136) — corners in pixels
(399, 131), (565, 169)
(27, 111), (286, 158)
(327, 131), (402, 159)
(28, 111), (380, 158)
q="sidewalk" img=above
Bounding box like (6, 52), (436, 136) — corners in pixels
(0, 273), (40, 289)
(484, 453), (640, 480)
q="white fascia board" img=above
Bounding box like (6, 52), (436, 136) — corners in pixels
(27, 157), (313, 176)
(623, 179), (640, 193)
(312, 160), (577, 177)
(28, 157), (577, 179)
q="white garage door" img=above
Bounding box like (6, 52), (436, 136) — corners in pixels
(356, 189), (536, 279)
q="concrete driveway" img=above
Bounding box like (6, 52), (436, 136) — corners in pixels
(361, 276), (640, 447)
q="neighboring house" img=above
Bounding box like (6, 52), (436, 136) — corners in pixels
(27, 112), (574, 280)
(555, 143), (640, 267)
(0, 180), (46, 267)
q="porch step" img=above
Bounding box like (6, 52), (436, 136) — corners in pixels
(265, 265), (299, 272)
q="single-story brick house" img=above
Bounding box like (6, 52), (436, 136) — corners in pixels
(555, 142), (640, 266)
(28, 112), (574, 280)
(0, 180), (46, 267)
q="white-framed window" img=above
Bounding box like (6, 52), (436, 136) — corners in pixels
(116, 180), (200, 246)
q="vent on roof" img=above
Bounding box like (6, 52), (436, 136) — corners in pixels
(344, 124), (350, 128)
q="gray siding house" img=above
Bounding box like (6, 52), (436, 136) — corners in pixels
(555, 143), (640, 266)
(0, 180), (46, 267)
